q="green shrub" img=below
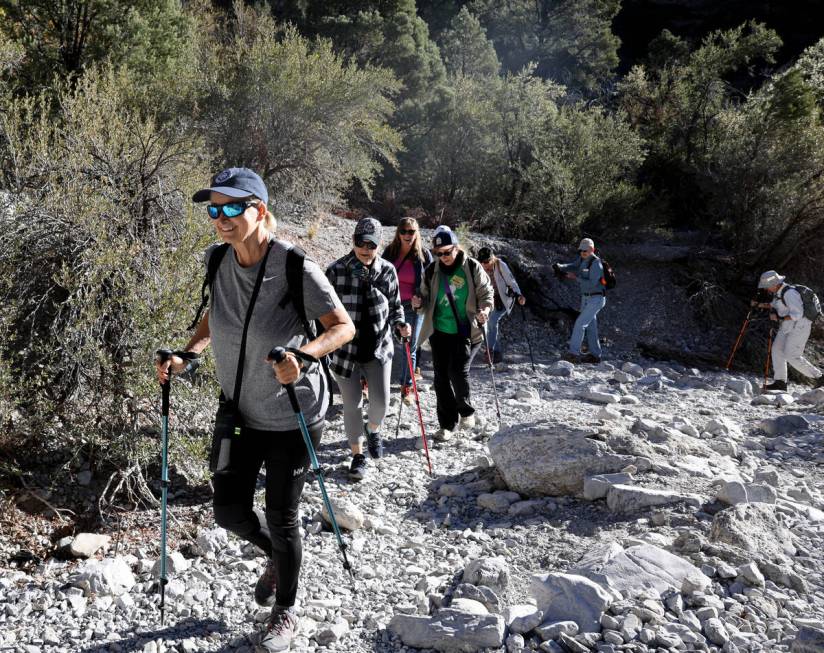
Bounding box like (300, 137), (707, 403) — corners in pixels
(0, 66), (212, 504)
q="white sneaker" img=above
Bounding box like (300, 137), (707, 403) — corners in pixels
(433, 428), (453, 442)
(459, 414), (476, 429)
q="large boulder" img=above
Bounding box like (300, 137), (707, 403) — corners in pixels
(389, 608), (505, 652)
(792, 626), (824, 652)
(759, 415), (811, 436)
(489, 422), (636, 497)
(570, 543), (708, 599)
(710, 503), (794, 559)
(530, 573), (613, 633)
(606, 485), (703, 513)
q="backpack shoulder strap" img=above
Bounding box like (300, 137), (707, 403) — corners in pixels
(189, 243), (230, 330)
(280, 245), (312, 335)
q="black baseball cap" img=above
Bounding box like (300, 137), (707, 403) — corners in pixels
(477, 247), (493, 262)
(192, 167), (268, 205)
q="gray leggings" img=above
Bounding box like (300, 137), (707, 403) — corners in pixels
(332, 359), (392, 445)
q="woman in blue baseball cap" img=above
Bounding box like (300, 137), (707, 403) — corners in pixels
(412, 226), (494, 442)
(155, 167), (354, 652)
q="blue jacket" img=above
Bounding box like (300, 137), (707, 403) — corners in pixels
(558, 255), (605, 295)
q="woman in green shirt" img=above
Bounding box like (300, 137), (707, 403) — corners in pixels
(412, 227), (494, 441)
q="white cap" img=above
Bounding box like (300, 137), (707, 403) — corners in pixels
(758, 270), (785, 289)
(578, 238), (595, 251)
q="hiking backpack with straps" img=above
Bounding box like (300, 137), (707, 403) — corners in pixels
(584, 253), (617, 290)
(190, 243), (336, 393)
(779, 284), (823, 322)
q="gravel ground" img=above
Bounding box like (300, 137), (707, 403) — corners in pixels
(1, 212), (822, 653)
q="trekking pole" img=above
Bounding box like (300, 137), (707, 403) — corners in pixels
(762, 327), (774, 391)
(403, 336), (433, 475)
(480, 326), (502, 422)
(519, 303), (536, 372)
(725, 308), (753, 370)
(267, 347), (356, 593)
(154, 349), (173, 626)
(394, 385), (404, 439)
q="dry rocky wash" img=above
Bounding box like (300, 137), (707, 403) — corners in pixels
(1, 212), (823, 653)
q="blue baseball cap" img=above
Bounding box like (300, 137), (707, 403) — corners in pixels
(192, 167), (268, 205)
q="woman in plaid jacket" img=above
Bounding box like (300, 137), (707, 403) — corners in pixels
(326, 217), (410, 480)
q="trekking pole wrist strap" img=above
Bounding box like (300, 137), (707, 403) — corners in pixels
(173, 351), (200, 375)
(283, 347), (319, 370)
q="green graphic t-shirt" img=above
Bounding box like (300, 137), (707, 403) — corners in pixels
(433, 267), (469, 334)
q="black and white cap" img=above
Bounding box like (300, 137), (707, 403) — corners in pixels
(432, 226), (458, 248)
(354, 217), (382, 245)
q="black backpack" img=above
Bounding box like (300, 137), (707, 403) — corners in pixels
(585, 254), (617, 290)
(190, 243), (335, 394)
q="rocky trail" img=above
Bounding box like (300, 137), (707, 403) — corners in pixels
(2, 324), (824, 653)
(2, 214), (824, 653)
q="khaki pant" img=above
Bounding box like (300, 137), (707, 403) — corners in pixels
(771, 317), (823, 381)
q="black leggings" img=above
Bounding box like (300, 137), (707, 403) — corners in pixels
(429, 330), (481, 430)
(212, 422), (323, 607)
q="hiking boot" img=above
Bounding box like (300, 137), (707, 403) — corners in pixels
(401, 384), (415, 405)
(258, 606), (298, 652)
(414, 367), (423, 381)
(365, 424), (383, 459)
(581, 353), (601, 364)
(764, 380), (788, 392)
(561, 352), (580, 364)
(459, 414), (476, 429)
(492, 350), (503, 364)
(254, 557), (278, 607)
(348, 453), (368, 480)
(433, 427), (453, 442)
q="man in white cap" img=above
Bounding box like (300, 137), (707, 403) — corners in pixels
(554, 238), (607, 364)
(755, 270), (823, 391)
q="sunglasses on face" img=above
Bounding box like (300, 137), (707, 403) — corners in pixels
(399, 229), (417, 236)
(207, 200), (257, 219)
(354, 239), (378, 250)
(434, 247), (456, 258)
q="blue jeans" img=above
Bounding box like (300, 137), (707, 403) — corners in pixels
(569, 295), (606, 357)
(487, 308), (508, 353)
(397, 300), (423, 386)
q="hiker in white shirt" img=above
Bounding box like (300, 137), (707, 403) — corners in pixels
(755, 270), (824, 392)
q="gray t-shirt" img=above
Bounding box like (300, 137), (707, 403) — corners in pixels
(206, 238), (342, 431)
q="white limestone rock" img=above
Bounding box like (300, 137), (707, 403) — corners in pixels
(530, 572), (613, 633)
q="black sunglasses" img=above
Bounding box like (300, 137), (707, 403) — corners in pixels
(354, 239), (378, 250)
(434, 247), (456, 258)
(207, 200), (258, 219)
(399, 228), (417, 236)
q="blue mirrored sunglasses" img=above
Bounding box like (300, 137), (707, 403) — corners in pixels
(207, 201), (257, 219)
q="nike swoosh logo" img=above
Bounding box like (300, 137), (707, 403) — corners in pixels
(263, 276), (280, 282)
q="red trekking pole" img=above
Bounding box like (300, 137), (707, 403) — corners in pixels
(403, 337), (432, 475)
(726, 308), (753, 370)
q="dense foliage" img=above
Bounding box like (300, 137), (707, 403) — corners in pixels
(0, 0), (822, 502)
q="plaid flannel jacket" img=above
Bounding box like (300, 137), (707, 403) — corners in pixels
(326, 252), (404, 378)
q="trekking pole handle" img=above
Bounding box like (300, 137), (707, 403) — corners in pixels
(267, 346), (320, 413)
